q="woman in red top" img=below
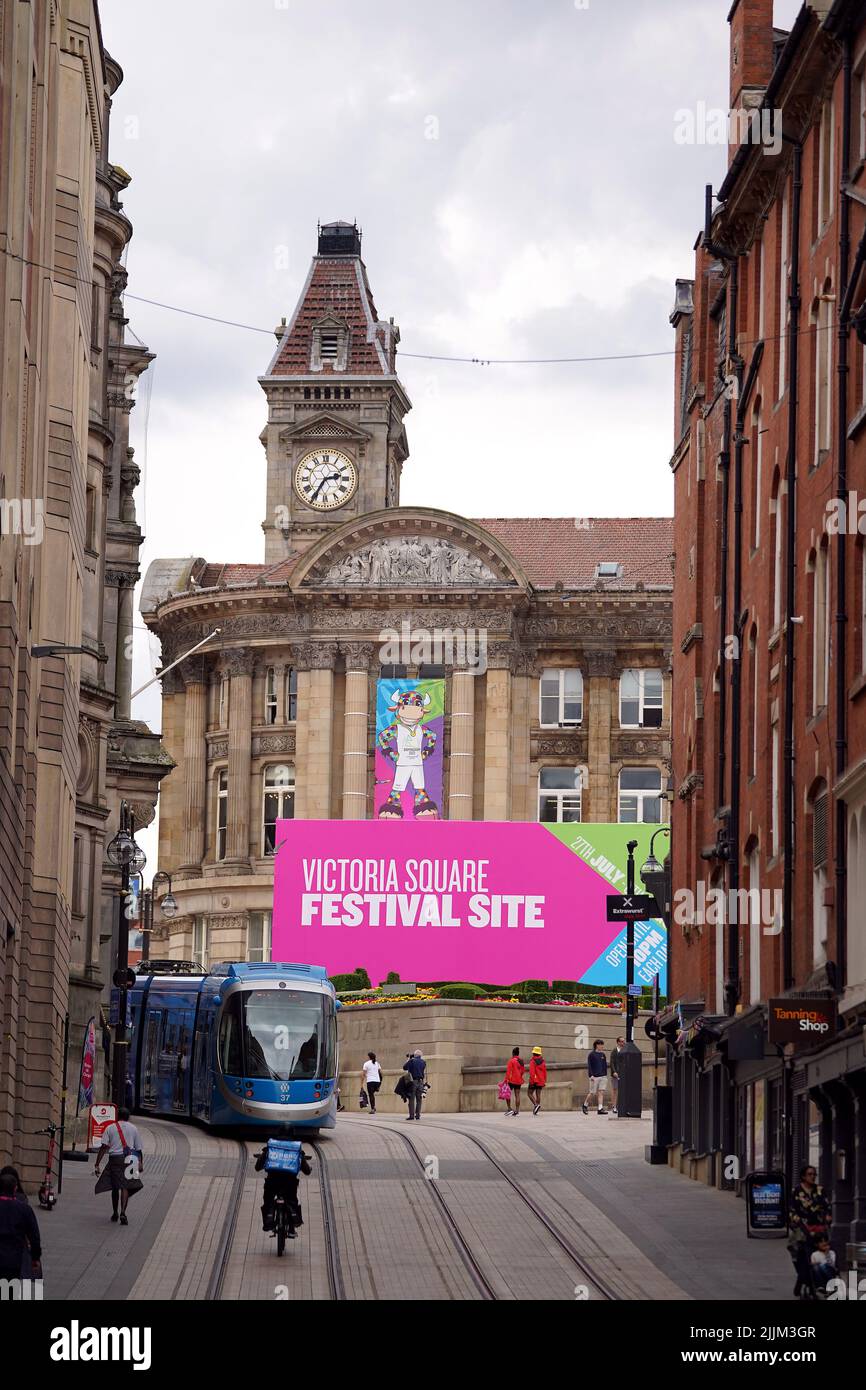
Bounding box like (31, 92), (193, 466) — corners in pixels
(528, 1047), (547, 1115)
(504, 1046), (526, 1115)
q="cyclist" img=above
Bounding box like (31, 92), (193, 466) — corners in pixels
(255, 1139), (312, 1238)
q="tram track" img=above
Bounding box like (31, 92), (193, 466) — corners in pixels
(362, 1115), (621, 1301)
(309, 1139), (347, 1300)
(351, 1118), (497, 1300)
(207, 1138), (248, 1301)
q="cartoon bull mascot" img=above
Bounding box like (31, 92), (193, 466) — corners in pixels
(377, 688), (439, 818)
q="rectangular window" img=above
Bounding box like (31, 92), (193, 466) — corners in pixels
(265, 668), (277, 725)
(814, 294), (833, 462)
(263, 764), (295, 855)
(818, 99), (835, 233)
(752, 404), (762, 550)
(771, 723), (780, 859)
(192, 916), (209, 968)
(537, 767), (583, 823)
(539, 668), (583, 726)
(85, 485), (97, 551)
(861, 547), (866, 674)
(813, 546), (830, 711)
(858, 67), (866, 163)
(248, 912), (272, 963)
(216, 769), (228, 862)
(619, 669), (663, 727)
(286, 667), (297, 722)
(618, 767), (664, 824)
(219, 675), (229, 728)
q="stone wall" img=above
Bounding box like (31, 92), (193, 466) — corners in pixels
(336, 999), (657, 1113)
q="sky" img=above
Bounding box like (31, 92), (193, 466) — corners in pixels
(98, 0), (803, 867)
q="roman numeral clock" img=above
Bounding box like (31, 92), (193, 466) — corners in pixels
(294, 448), (359, 511)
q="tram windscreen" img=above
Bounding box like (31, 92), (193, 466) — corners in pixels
(218, 989), (333, 1081)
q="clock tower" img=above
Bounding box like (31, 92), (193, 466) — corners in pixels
(259, 221), (411, 562)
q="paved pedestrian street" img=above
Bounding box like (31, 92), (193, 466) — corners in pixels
(40, 1112), (792, 1302)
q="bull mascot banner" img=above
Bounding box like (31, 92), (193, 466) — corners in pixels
(375, 677), (445, 820)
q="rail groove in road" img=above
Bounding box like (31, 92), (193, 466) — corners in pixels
(207, 1138), (248, 1301)
(364, 1115), (621, 1301)
(309, 1139), (347, 1300)
(350, 1119), (498, 1300)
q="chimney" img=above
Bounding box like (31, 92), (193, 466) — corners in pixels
(728, 0), (774, 115)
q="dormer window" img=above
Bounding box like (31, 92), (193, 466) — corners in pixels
(595, 562), (622, 579)
(311, 316), (349, 372)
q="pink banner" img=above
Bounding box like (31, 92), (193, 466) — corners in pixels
(272, 819), (626, 985)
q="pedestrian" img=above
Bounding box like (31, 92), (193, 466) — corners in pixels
(788, 1163), (831, 1298)
(527, 1046), (547, 1115)
(505, 1046), (526, 1116)
(582, 1039), (609, 1115)
(0, 1166), (36, 1280)
(94, 1106), (144, 1225)
(0, 1172), (42, 1286)
(362, 1051), (382, 1114)
(809, 1235), (837, 1297)
(610, 1037), (625, 1115)
(402, 1048), (427, 1121)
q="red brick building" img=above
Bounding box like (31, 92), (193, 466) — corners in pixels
(666, 0), (866, 1250)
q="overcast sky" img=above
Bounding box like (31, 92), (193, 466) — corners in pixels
(99, 0), (802, 860)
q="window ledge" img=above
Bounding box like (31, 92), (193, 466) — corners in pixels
(847, 401), (866, 441)
(849, 669), (866, 702)
(806, 707), (828, 735)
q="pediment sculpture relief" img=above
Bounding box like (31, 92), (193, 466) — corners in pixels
(308, 536), (511, 587)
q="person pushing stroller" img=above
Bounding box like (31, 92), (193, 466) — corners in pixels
(255, 1138), (312, 1239)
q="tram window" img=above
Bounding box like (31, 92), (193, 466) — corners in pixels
(218, 993), (244, 1076)
(240, 989), (325, 1081)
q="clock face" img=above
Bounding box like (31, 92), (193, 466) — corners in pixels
(294, 449), (358, 511)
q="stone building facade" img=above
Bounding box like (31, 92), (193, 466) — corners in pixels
(143, 222), (674, 966)
(666, 0), (866, 1248)
(0, 1), (170, 1179)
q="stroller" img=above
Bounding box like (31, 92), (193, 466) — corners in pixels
(790, 1224), (835, 1300)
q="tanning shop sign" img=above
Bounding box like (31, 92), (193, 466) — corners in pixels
(767, 997), (837, 1046)
(272, 821), (668, 989)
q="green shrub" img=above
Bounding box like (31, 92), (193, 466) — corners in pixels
(385, 971), (401, 985)
(513, 979), (547, 993)
(438, 982), (485, 999)
(552, 980), (578, 994)
(354, 966), (371, 989)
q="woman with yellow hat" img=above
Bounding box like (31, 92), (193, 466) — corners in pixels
(528, 1046), (547, 1115)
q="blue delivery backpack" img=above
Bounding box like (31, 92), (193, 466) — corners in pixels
(263, 1138), (303, 1174)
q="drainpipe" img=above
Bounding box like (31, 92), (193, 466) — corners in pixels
(703, 184), (740, 1014)
(834, 37), (852, 990)
(782, 140), (802, 991)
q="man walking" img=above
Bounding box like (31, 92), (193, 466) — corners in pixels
(610, 1037), (625, 1116)
(582, 1039), (610, 1116)
(403, 1049), (427, 1121)
(94, 1106), (144, 1224)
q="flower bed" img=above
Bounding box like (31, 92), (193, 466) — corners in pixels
(338, 988), (626, 1010)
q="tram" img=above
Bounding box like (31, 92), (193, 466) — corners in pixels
(126, 961), (339, 1131)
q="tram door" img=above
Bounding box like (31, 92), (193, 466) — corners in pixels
(141, 1010), (161, 1109)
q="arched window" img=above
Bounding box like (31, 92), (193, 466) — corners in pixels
(262, 764), (295, 854)
(537, 767), (584, 823)
(618, 768), (664, 824)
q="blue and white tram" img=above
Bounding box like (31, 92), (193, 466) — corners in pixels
(127, 961), (339, 1131)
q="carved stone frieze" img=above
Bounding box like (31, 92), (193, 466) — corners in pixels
(522, 613), (672, 639)
(222, 649), (257, 678)
(531, 733), (589, 759)
(311, 606), (513, 633)
(251, 732), (297, 757)
(207, 739), (229, 761)
(308, 537), (511, 588)
(583, 648), (618, 678)
(340, 641), (375, 669)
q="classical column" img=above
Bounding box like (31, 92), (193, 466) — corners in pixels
(585, 649), (617, 821)
(509, 650), (537, 821)
(341, 642), (373, 818)
(179, 658), (208, 871)
(225, 650), (254, 864)
(483, 643), (513, 820)
(295, 641), (338, 819)
(448, 669), (476, 820)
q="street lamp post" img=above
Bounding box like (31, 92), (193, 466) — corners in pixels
(615, 839), (644, 1117)
(142, 871), (176, 965)
(106, 801), (145, 1108)
(640, 825), (672, 1161)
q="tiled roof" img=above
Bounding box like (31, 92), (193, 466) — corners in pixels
(267, 256), (393, 377)
(475, 517), (674, 590)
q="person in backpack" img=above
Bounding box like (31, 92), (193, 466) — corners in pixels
(505, 1046), (526, 1116)
(362, 1051), (383, 1114)
(582, 1040), (610, 1115)
(94, 1107), (144, 1224)
(527, 1046), (547, 1115)
(255, 1139), (313, 1235)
